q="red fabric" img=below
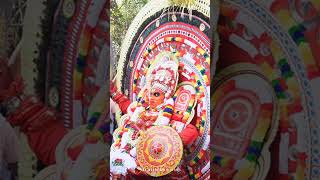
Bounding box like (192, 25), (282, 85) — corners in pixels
(8, 101), (42, 126)
(179, 124), (198, 145)
(305, 26), (320, 71)
(218, 34), (252, 70)
(270, 0), (289, 12)
(7, 98), (68, 165)
(110, 81), (131, 114)
(27, 121), (67, 165)
(113, 93), (131, 114)
(0, 76), (24, 102)
(171, 113), (183, 121)
(67, 144), (85, 161)
(266, 131), (282, 179)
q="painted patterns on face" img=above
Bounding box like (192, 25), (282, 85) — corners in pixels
(149, 88), (165, 109)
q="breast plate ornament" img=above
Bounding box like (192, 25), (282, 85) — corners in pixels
(136, 126), (183, 177)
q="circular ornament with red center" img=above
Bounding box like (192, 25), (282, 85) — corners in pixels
(136, 126), (183, 177)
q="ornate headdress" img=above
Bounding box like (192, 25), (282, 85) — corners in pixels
(145, 53), (179, 99)
(150, 60), (179, 98)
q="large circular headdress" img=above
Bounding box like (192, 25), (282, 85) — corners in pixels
(115, 0), (213, 178)
(116, 0), (211, 96)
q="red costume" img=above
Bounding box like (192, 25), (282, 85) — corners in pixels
(110, 75), (199, 147)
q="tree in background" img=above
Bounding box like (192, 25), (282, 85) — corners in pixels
(110, 0), (148, 67)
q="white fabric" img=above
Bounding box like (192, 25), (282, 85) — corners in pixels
(171, 121), (185, 133)
(68, 143), (107, 180)
(154, 116), (170, 126)
(110, 149), (137, 176)
(120, 131), (138, 149)
(165, 98), (174, 106)
(130, 106), (145, 123)
(229, 34), (258, 58)
(130, 147), (137, 158)
(201, 162), (210, 174)
(203, 134), (210, 150)
(126, 102), (138, 116)
(154, 98), (174, 126)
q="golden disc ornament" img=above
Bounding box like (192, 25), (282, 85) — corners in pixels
(136, 126), (183, 177)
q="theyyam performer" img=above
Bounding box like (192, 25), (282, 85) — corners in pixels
(110, 0), (212, 179)
(111, 52), (199, 178)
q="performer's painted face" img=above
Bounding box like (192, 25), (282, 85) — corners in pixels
(149, 88), (165, 109)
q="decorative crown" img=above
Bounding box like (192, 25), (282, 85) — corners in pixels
(150, 60), (179, 98)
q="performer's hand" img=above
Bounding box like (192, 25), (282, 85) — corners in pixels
(179, 124), (199, 146)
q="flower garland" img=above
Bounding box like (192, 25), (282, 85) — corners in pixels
(270, 4), (316, 177)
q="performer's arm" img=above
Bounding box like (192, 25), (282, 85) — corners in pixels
(7, 98), (68, 165)
(171, 105), (199, 145)
(179, 114), (199, 146)
(179, 123), (199, 146)
(110, 81), (131, 114)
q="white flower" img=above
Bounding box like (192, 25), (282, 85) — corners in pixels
(110, 149), (137, 175)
